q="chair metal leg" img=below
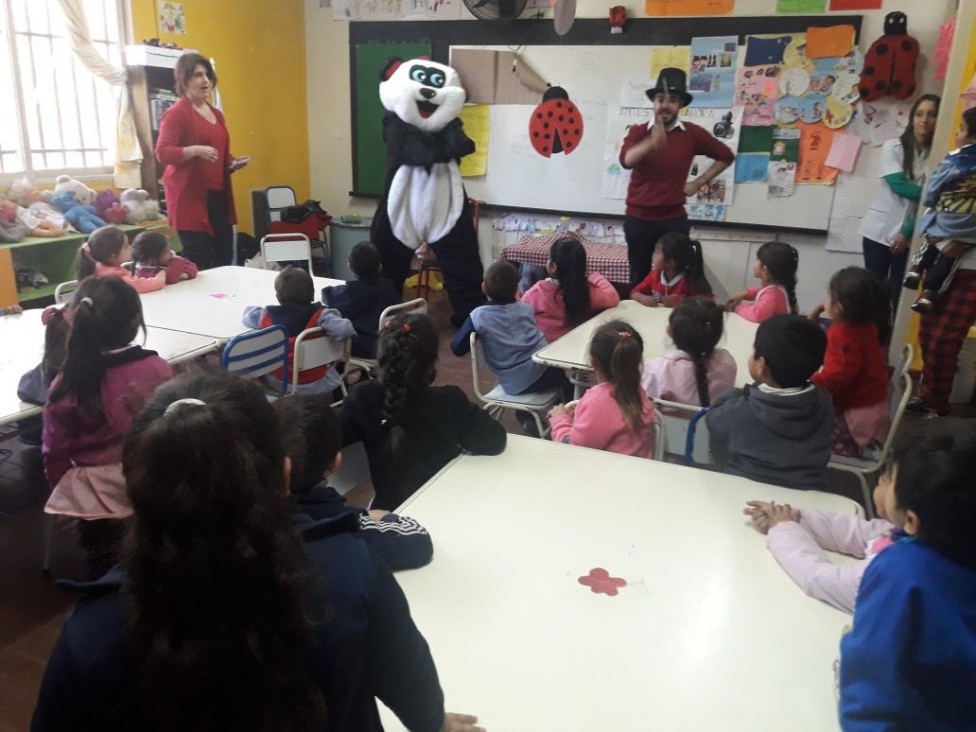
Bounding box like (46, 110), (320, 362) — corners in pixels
(857, 472), (875, 519)
(42, 514), (56, 575)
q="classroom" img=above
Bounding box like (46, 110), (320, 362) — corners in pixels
(2, 0), (976, 729)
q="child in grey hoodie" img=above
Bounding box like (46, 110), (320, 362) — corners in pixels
(707, 314), (834, 490)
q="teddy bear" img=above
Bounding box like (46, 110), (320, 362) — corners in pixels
(120, 188), (161, 224)
(94, 189), (128, 225)
(50, 190), (106, 234)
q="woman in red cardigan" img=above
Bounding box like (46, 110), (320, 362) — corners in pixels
(155, 53), (249, 270)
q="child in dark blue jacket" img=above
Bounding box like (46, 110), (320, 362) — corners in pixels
(839, 418), (976, 730)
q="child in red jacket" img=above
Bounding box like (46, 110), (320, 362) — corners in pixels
(630, 232), (713, 307)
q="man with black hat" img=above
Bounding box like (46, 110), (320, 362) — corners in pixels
(619, 68), (735, 289)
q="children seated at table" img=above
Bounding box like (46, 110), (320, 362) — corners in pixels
(706, 314), (833, 490)
(727, 241), (799, 322)
(839, 418), (976, 729)
(75, 225), (166, 293)
(522, 236), (620, 342)
(273, 393), (433, 571)
(642, 297), (735, 406)
(630, 232), (713, 308)
(42, 276), (172, 579)
(32, 372), (481, 732)
(810, 267), (891, 458)
(549, 320), (656, 458)
(322, 241), (402, 359)
(340, 312), (507, 510)
(131, 230), (198, 284)
(242, 266), (355, 394)
(451, 260), (570, 399)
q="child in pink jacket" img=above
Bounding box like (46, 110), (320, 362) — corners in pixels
(727, 241), (799, 323)
(743, 471), (899, 614)
(75, 225), (165, 294)
(549, 320), (656, 458)
(131, 230), (198, 284)
(522, 236), (620, 343)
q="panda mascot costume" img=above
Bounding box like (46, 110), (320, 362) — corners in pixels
(371, 56), (486, 326)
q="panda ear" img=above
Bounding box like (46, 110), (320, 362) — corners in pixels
(380, 57), (403, 81)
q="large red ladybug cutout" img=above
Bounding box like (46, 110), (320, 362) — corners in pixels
(529, 86), (583, 158)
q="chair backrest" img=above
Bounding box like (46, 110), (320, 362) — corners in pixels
(292, 326), (350, 395)
(653, 398), (715, 466)
(265, 186), (297, 224)
(221, 324), (289, 394)
(378, 297), (428, 330)
(893, 343), (913, 386)
(469, 332), (492, 403)
(651, 409), (665, 462)
(54, 279), (78, 305)
(261, 233), (313, 274)
(883, 372), (913, 454)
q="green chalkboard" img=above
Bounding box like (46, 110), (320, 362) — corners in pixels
(353, 42), (431, 196)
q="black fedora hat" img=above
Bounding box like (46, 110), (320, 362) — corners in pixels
(645, 67), (693, 107)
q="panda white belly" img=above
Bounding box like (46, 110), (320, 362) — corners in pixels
(386, 161), (464, 250)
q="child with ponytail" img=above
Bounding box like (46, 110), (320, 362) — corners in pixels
(630, 232), (713, 308)
(42, 276), (172, 578)
(642, 297), (736, 406)
(549, 320), (657, 458)
(523, 236), (620, 342)
(339, 313), (506, 510)
(75, 225), (166, 293)
(727, 241), (799, 322)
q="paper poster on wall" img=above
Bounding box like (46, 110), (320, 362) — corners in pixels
(650, 47), (691, 79)
(688, 203), (727, 222)
(776, 0), (826, 12)
(829, 0), (881, 9)
(158, 2), (186, 33)
(736, 126), (773, 183)
(736, 66), (779, 126)
(824, 130), (862, 172)
(680, 106), (742, 205)
(744, 36), (792, 67)
(602, 105), (652, 200)
(459, 105), (489, 177)
(334, 0), (402, 20)
(689, 37), (738, 108)
(768, 127), (800, 196)
(646, 0), (733, 16)
(402, 0), (461, 19)
(619, 76), (655, 109)
(855, 101), (911, 146)
(794, 121), (838, 184)
(806, 25), (855, 59)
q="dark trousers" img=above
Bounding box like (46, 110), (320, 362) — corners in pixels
(78, 518), (126, 580)
(624, 215), (690, 288)
(862, 237), (908, 311)
(177, 190), (234, 270)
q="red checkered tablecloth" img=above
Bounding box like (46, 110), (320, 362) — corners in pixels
(501, 233), (630, 284)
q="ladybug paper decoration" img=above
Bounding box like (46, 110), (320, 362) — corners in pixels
(529, 86), (583, 158)
(859, 12), (919, 102)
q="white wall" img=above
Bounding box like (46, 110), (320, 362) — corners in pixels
(304, 0), (955, 310)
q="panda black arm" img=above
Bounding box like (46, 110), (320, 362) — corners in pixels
(437, 118), (476, 160)
(383, 113), (440, 167)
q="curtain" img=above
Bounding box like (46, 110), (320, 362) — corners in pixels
(56, 0), (142, 188)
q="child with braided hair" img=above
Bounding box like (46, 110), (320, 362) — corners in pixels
(642, 297), (736, 407)
(339, 312), (506, 510)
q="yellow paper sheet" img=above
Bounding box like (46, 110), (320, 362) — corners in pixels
(459, 105), (489, 177)
(650, 47), (691, 78)
(646, 0), (733, 15)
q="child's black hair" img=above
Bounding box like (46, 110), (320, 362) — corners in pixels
(828, 266), (891, 344)
(963, 107), (976, 139)
(274, 266), (315, 305)
(76, 225), (128, 279)
(273, 394), (341, 493)
(549, 237), (590, 326)
(658, 232), (713, 297)
(756, 241), (799, 315)
(892, 417), (976, 570)
(349, 241), (382, 280)
(668, 297), (726, 406)
(484, 259), (519, 303)
(753, 314), (826, 388)
(589, 320), (647, 434)
(131, 231), (170, 266)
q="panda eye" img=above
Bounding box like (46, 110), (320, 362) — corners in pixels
(429, 71), (445, 88)
(410, 68), (428, 84)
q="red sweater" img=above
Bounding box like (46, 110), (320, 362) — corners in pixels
(155, 98), (237, 234)
(629, 269), (707, 303)
(811, 321), (889, 412)
(619, 121), (735, 221)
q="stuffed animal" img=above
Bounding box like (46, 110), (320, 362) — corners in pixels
(0, 200), (29, 243)
(120, 188), (161, 224)
(94, 189), (128, 225)
(859, 11), (920, 102)
(370, 56), (486, 325)
(42, 174), (98, 208)
(50, 190), (106, 234)
(7, 177), (68, 236)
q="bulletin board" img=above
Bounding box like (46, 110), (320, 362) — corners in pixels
(349, 17), (863, 234)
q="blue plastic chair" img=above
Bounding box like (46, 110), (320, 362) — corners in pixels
(221, 324), (290, 396)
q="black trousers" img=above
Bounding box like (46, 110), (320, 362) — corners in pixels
(177, 190), (234, 270)
(623, 215), (690, 288)
(862, 236), (908, 311)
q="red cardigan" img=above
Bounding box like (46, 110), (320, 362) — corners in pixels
(155, 98), (237, 234)
(811, 321), (889, 412)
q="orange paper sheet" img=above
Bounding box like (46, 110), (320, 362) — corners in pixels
(794, 121), (839, 184)
(646, 0), (733, 16)
(806, 25), (855, 59)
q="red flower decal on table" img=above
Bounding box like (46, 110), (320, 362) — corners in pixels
(578, 567), (627, 596)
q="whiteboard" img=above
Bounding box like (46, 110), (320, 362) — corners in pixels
(453, 45), (835, 232)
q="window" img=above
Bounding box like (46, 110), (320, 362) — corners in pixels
(0, 0), (127, 182)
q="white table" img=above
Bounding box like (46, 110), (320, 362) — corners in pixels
(379, 436), (857, 732)
(139, 266), (344, 341)
(534, 299), (759, 388)
(0, 309), (218, 427)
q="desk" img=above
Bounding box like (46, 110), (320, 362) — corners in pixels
(502, 233), (630, 284)
(534, 299), (758, 387)
(139, 266), (344, 341)
(0, 309), (218, 428)
(379, 436), (857, 732)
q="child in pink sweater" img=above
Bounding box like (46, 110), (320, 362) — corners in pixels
(75, 225), (165, 294)
(727, 241), (799, 323)
(549, 320), (656, 458)
(522, 236), (620, 342)
(131, 230), (198, 284)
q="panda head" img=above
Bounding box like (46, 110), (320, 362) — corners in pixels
(379, 57), (466, 133)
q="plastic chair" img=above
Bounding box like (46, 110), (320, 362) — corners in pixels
(470, 332), (560, 437)
(828, 367), (914, 518)
(221, 324), (289, 396)
(653, 398), (716, 467)
(266, 185), (328, 262)
(347, 298), (428, 375)
(291, 326), (350, 399)
(261, 233), (313, 274)
(54, 279), (78, 305)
